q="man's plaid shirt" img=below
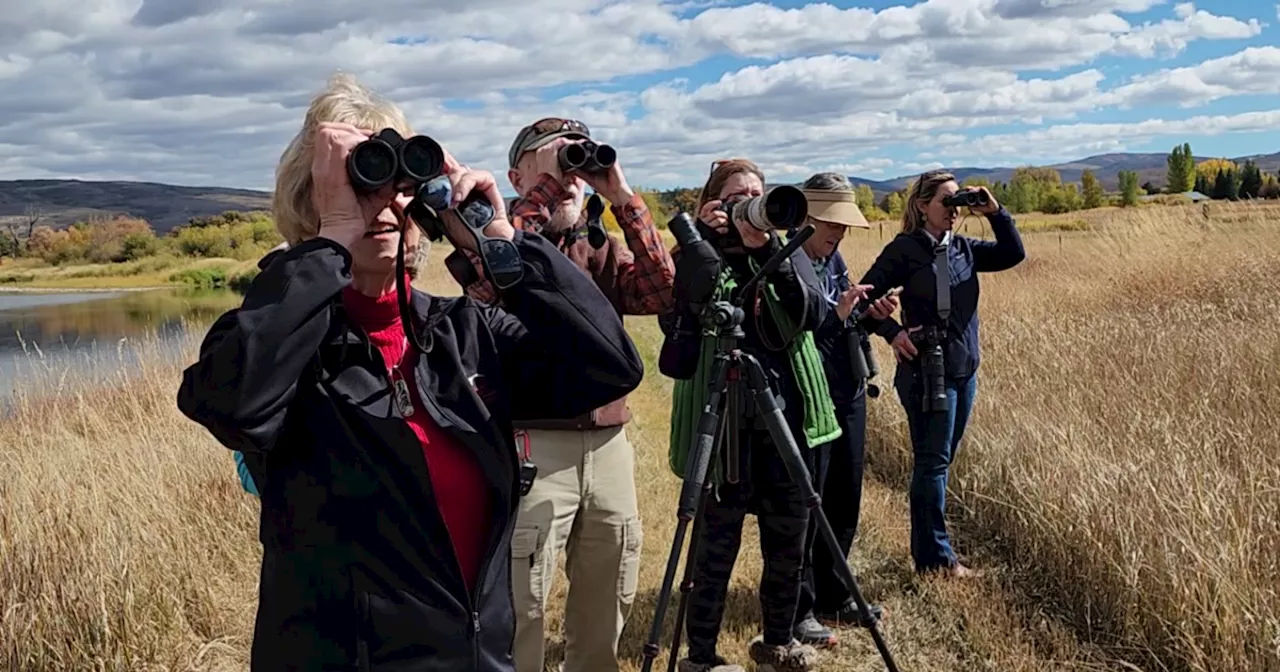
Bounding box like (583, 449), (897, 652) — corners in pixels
(460, 175), (675, 315)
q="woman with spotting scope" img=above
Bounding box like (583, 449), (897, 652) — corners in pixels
(661, 158), (833, 672)
(856, 169), (1025, 576)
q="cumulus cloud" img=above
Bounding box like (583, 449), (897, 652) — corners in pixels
(1103, 46), (1280, 108)
(0, 0), (1274, 191)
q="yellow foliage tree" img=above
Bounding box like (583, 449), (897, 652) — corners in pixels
(1196, 158), (1238, 185)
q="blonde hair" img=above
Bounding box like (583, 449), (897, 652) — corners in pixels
(272, 73), (414, 245)
(901, 169), (956, 234)
(698, 158), (766, 209)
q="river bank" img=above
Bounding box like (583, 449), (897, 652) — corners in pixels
(0, 255), (260, 292)
(0, 285), (170, 293)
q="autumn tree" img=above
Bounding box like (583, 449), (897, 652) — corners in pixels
(881, 191), (905, 219)
(1196, 158), (1238, 188)
(855, 184), (876, 210)
(1081, 169), (1104, 209)
(1261, 173), (1280, 199)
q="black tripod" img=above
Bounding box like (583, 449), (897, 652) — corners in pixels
(639, 221), (900, 672)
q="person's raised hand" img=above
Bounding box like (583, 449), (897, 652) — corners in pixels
(531, 138), (568, 185)
(868, 293), (899, 320)
(971, 185), (1001, 216)
(572, 150), (633, 205)
(441, 167), (516, 253)
(698, 199), (730, 236)
(836, 283), (875, 321)
(312, 122), (396, 249)
(730, 206), (771, 249)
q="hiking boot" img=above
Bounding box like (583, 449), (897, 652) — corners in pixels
(747, 635), (819, 672)
(676, 655), (745, 672)
(815, 601), (884, 629)
(792, 613), (837, 648)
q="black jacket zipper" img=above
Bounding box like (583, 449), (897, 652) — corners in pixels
(352, 317), (516, 670)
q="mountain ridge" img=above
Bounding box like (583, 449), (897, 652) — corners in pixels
(2, 150), (1278, 231)
(847, 151), (1280, 196)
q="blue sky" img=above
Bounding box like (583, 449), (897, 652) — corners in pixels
(2, 0), (1278, 190)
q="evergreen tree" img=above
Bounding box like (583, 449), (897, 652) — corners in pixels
(1211, 167), (1241, 200)
(1239, 160), (1263, 199)
(1194, 172), (1209, 195)
(1081, 169), (1104, 209)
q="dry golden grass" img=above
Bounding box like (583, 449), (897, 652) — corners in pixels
(0, 201), (1277, 671)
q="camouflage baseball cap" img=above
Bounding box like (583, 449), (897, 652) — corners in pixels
(508, 117), (591, 168)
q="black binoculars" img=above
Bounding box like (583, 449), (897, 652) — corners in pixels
(558, 140), (616, 174)
(942, 188), (990, 209)
(347, 128), (447, 192)
(847, 327), (881, 398)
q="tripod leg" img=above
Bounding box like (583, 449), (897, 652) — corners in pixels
(664, 478), (714, 672)
(740, 354), (902, 672)
(640, 355), (732, 672)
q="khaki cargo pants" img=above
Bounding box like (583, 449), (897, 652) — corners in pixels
(510, 426), (643, 672)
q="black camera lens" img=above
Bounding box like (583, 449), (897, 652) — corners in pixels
(763, 185), (808, 230)
(399, 135), (446, 183)
(348, 139), (397, 191)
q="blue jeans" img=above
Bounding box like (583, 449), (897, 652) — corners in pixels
(894, 368), (978, 571)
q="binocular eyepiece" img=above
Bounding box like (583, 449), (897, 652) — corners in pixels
(347, 128), (447, 192)
(558, 140), (617, 174)
(724, 185), (809, 233)
(941, 188), (990, 209)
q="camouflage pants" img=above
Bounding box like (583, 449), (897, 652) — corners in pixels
(684, 424), (810, 663)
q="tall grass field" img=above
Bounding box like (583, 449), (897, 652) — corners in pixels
(0, 202), (1276, 671)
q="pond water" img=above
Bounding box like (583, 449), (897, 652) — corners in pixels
(0, 288), (242, 406)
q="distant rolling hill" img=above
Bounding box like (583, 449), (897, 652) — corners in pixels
(849, 151), (1280, 198)
(2, 148), (1278, 232)
(0, 179), (272, 233)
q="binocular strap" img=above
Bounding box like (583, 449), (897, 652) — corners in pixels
(934, 235), (951, 322)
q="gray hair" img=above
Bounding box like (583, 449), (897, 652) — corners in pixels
(272, 72), (413, 245)
(802, 172), (854, 192)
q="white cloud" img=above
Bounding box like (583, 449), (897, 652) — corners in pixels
(0, 0), (1274, 193)
(1104, 46), (1280, 107)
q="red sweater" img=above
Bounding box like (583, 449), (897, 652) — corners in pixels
(342, 282), (493, 593)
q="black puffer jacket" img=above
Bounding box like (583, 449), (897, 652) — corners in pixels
(177, 231), (643, 672)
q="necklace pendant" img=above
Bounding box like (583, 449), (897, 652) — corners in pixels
(392, 373), (415, 417)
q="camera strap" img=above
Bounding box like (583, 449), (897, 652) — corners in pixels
(933, 231), (952, 322)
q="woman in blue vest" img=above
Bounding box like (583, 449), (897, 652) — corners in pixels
(856, 170), (1025, 576)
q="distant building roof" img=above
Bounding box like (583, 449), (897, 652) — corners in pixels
(1140, 190), (1210, 202)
